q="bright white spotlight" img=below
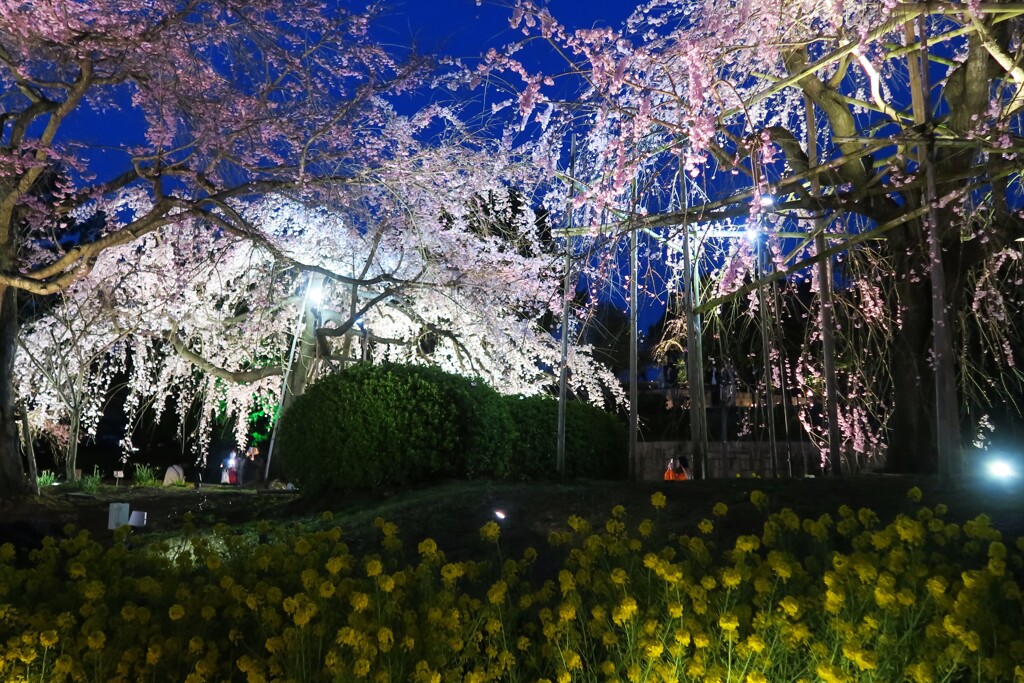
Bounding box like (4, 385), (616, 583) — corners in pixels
(744, 226), (760, 243)
(494, 509), (507, 520)
(759, 194), (774, 207)
(986, 458), (1017, 480)
(308, 282), (324, 306)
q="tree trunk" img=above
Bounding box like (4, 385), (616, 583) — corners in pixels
(886, 277), (937, 473)
(0, 285), (28, 497)
(19, 401), (39, 496)
(66, 400), (81, 482)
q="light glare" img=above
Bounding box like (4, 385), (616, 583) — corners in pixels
(308, 282), (324, 306)
(986, 458), (1016, 480)
(494, 509), (506, 520)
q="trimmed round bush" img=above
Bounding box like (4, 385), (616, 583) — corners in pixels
(505, 395), (627, 480)
(277, 363), (515, 493)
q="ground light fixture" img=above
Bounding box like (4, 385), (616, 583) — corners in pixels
(985, 456), (1018, 481)
(493, 509), (507, 520)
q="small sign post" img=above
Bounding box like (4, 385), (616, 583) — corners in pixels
(114, 470), (125, 487)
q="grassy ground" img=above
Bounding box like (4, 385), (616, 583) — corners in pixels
(2, 474), (1022, 557)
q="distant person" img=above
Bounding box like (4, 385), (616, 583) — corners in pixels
(678, 456), (692, 480)
(663, 456), (688, 483)
(664, 458), (688, 481)
(243, 445), (263, 484)
(221, 451), (238, 485)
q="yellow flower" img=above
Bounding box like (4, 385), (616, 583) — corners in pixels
(378, 627), (394, 651)
(816, 664), (847, 683)
(354, 658), (371, 677)
(750, 490), (769, 510)
(778, 595), (800, 618)
(843, 645), (877, 671)
(858, 508), (878, 528)
(350, 592), (370, 612)
(718, 613), (739, 631)
(611, 505), (627, 519)
(905, 662), (934, 683)
(488, 580), (508, 605)
(906, 486), (923, 503)
(378, 574), (396, 592)
(39, 630), (58, 648)
(264, 634), (284, 655)
(645, 642), (664, 659)
(612, 596), (638, 625)
(722, 567), (741, 588)
(365, 558), (383, 577)
(326, 555), (348, 575)
(735, 535), (760, 553)
(441, 562), (464, 584)
(83, 580), (105, 601)
(87, 630), (106, 650)
(611, 568), (629, 585)
(417, 538), (438, 558)
(650, 492), (667, 509)
(319, 581), (336, 598)
(638, 519), (654, 537)
(168, 604), (186, 621)
(712, 502), (728, 517)
(558, 569), (576, 594)
(699, 519), (714, 534)
(480, 521), (501, 543)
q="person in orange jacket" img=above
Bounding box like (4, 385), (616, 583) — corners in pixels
(664, 458), (689, 481)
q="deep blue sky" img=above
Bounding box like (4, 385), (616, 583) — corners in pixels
(380, 1), (636, 61)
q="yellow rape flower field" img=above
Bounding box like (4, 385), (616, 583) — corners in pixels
(1, 477), (1023, 682)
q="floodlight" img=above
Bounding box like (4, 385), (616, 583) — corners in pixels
(308, 281), (324, 306)
(494, 509), (507, 520)
(759, 194), (774, 207)
(985, 458), (1017, 480)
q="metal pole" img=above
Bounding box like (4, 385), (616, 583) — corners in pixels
(679, 169), (708, 478)
(557, 137), (576, 479)
(264, 273), (312, 482)
(629, 183), (639, 480)
(757, 238), (779, 477)
(805, 95), (844, 476)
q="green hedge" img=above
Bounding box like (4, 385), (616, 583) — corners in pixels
(505, 394), (627, 480)
(277, 364), (457, 493)
(278, 363), (625, 493)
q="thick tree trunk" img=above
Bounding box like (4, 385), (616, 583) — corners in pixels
(886, 276), (938, 473)
(0, 285), (28, 497)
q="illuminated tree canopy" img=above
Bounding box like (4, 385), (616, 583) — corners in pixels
(3, 0), (1023, 492)
(481, 0), (1024, 474)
